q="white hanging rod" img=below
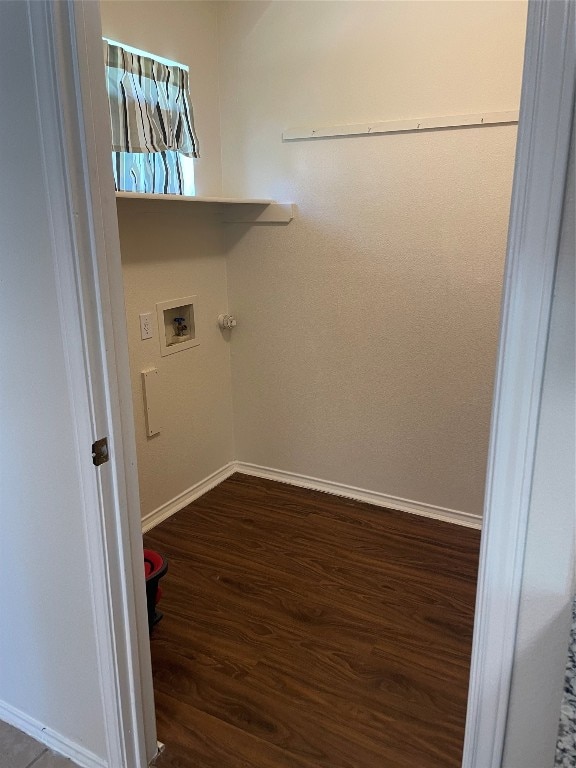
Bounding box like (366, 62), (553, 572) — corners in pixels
(283, 110), (519, 141)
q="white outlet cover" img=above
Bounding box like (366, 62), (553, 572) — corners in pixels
(139, 312), (153, 340)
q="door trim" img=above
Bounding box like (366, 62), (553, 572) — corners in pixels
(462, 2), (575, 766)
(28, 2), (157, 765)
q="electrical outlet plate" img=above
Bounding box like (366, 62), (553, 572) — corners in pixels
(139, 312), (153, 340)
(156, 296), (200, 356)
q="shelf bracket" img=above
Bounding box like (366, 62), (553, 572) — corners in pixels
(219, 203), (294, 224)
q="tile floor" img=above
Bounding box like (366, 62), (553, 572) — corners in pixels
(0, 719), (80, 768)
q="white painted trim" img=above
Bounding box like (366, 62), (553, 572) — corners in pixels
(30, 2), (157, 766)
(235, 463), (482, 529)
(67, 2), (159, 763)
(142, 463), (237, 533)
(116, 191), (274, 204)
(27, 5), (129, 765)
(463, 2), (575, 767)
(0, 699), (106, 768)
(141, 461), (480, 534)
(283, 111), (519, 141)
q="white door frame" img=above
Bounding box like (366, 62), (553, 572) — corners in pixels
(462, 1), (575, 766)
(40, 0), (574, 766)
(30, 1), (157, 765)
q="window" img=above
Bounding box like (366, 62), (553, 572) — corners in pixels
(103, 38), (198, 195)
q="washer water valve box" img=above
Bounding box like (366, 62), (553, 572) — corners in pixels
(156, 296), (199, 356)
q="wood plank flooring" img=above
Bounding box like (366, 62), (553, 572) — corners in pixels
(144, 474), (480, 768)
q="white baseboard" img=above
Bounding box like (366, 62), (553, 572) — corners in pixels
(141, 460), (482, 533)
(235, 462), (482, 529)
(0, 699), (106, 768)
(141, 462), (236, 533)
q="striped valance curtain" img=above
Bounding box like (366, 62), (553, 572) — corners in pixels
(104, 40), (199, 194)
(112, 150), (187, 196)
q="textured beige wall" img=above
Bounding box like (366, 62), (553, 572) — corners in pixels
(116, 200), (235, 517)
(101, 2), (235, 519)
(99, 1), (527, 519)
(100, 0), (222, 196)
(219, 1), (527, 515)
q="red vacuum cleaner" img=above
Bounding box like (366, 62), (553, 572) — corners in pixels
(144, 549), (168, 635)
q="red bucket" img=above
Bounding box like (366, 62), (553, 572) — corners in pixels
(144, 549), (168, 634)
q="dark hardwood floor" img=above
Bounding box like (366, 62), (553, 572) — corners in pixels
(144, 474), (480, 768)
